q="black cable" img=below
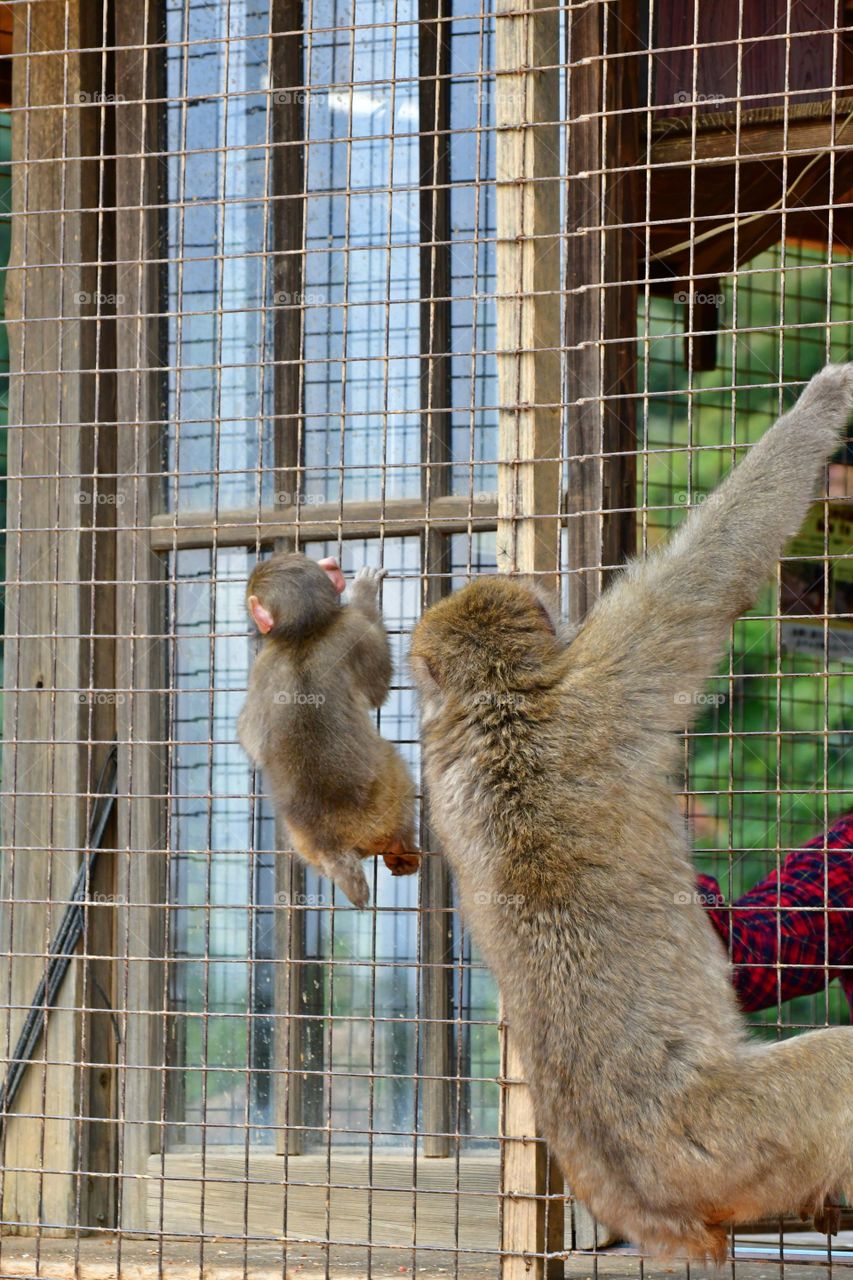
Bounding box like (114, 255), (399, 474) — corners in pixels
(0, 744), (119, 1130)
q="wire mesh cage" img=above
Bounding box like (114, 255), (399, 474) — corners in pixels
(1, 1), (853, 1277)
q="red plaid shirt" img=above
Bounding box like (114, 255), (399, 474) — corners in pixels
(696, 813), (853, 1016)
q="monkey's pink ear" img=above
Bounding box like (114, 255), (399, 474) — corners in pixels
(248, 594), (275, 634)
(317, 556), (346, 595)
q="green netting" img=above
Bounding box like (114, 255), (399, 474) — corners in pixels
(641, 247), (853, 1028)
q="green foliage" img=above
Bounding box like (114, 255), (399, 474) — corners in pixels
(642, 247), (853, 1027)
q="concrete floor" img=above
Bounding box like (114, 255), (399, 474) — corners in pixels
(2, 1236), (853, 1280)
(145, 1150), (499, 1252)
(1, 1149), (851, 1280)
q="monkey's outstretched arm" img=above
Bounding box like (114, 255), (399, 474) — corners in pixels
(569, 364), (853, 731)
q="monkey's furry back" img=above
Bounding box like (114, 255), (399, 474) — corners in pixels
(410, 365), (853, 1262)
(238, 612), (386, 824)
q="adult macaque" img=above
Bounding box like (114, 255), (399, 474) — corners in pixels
(238, 552), (419, 907)
(410, 365), (853, 1260)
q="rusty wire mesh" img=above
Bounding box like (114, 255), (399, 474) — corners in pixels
(0, 1), (853, 1278)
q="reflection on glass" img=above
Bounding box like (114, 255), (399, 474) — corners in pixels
(449, 2), (497, 497)
(167, 531), (506, 1150)
(168, 547), (276, 1144)
(294, 539), (422, 1143)
(302, 2), (422, 500)
(164, 0), (275, 512)
(160, 0), (508, 1156)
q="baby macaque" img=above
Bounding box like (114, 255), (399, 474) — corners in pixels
(410, 364), (853, 1261)
(238, 552), (419, 907)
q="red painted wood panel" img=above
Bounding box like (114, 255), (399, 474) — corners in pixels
(654, 0), (838, 117)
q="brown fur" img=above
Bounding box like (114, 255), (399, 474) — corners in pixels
(238, 554), (418, 906)
(410, 364), (853, 1261)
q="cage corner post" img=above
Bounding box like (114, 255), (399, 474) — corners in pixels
(0, 0), (119, 1233)
(113, 0), (169, 1233)
(419, 0), (454, 1162)
(494, 0), (563, 1275)
(564, 0), (640, 1249)
(269, 0), (311, 1160)
(565, 0), (639, 618)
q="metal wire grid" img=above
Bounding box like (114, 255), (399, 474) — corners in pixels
(0, 1), (853, 1278)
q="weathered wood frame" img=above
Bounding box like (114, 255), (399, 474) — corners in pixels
(565, 0), (640, 620)
(268, 0), (312, 1162)
(0, 0), (118, 1234)
(563, 0), (642, 1251)
(113, 0), (168, 1233)
(419, 0), (455, 1162)
(494, 2), (563, 1276)
(492, 0), (642, 1270)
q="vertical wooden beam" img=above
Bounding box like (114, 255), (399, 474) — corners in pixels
(566, 0), (640, 621)
(419, 527), (455, 1160)
(494, 1), (562, 1275)
(113, 0), (167, 1233)
(495, 0), (562, 593)
(270, 0), (311, 1158)
(276, 856), (309, 1155)
(419, 0), (454, 1161)
(420, 0), (451, 466)
(80, 11), (120, 1230)
(564, 0), (640, 1250)
(271, 0), (304, 507)
(0, 0), (111, 1233)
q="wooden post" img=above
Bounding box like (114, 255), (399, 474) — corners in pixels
(275, 855), (310, 1156)
(494, 1), (563, 1275)
(0, 0), (113, 1233)
(113, 0), (168, 1232)
(564, 0), (641, 1249)
(270, 0), (312, 1158)
(566, 0), (640, 618)
(419, 0), (454, 1161)
(495, 0), (563, 593)
(81, 62), (121, 1242)
(271, 0), (304, 509)
(419, 529), (455, 1161)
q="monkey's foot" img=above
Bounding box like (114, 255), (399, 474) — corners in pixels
(319, 850), (370, 909)
(382, 844), (421, 876)
(813, 1199), (843, 1236)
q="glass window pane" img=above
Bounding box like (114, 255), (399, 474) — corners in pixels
(164, 1), (275, 512)
(449, 3), (497, 497)
(169, 545), (276, 1144)
(297, 538), (422, 1142)
(302, 1), (422, 500)
(161, 0), (506, 1164)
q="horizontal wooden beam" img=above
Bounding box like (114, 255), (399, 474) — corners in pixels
(652, 109), (853, 167)
(149, 494), (499, 552)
